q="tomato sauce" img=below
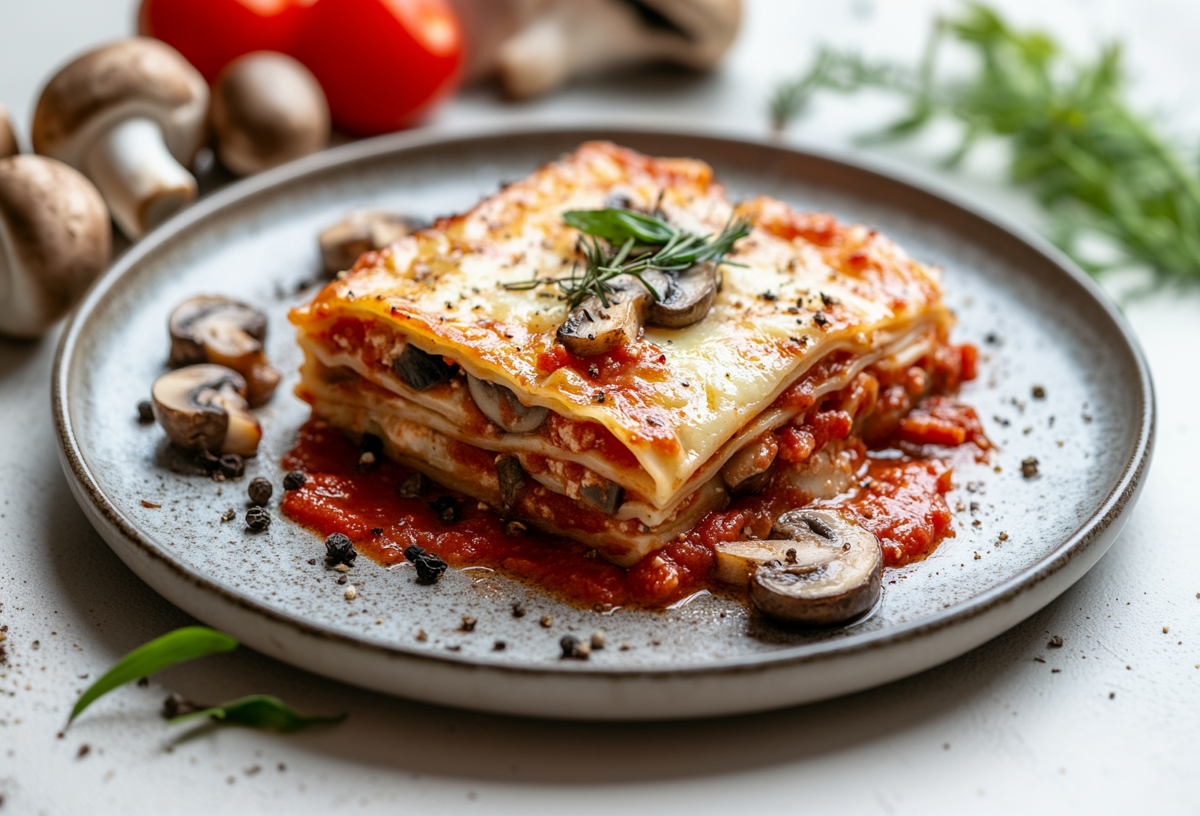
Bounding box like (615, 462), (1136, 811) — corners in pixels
(281, 386), (985, 609)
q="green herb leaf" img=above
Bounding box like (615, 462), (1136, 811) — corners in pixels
(168, 694), (346, 733)
(69, 627), (238, 724)
(770, 2), (1200, 286)
(507, 208), (751, 311)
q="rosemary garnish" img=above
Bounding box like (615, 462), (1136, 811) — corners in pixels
(771, 2), (1200, 286)
(506, 207), (751, 310)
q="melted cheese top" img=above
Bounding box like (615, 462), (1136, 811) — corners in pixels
(292, 142), (952, 505)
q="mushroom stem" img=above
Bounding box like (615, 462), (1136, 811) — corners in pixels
(84, 117), (196, 239)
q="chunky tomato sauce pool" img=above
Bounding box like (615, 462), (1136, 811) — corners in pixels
(281, 397), (987, 610)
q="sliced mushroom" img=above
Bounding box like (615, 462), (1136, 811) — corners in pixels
(580, 475), (623, 515)
(168, 296), (280, 407)
(0, 103), (17, 159)
(467, 374), (548, 433)
(495, 455), (526, 512)
(646, 262), (717, 328)
(393, 343), (455, 390)
(720, 433), (779, 496)
(319, 209), (425, 274)
(748, 509), (882, 627)
(209, 52), (330, 177)
(557, 275), (652, 357)
(0, 155), (111, 338)
(151, 364), (262, 457)
(32, 38), (209, 239)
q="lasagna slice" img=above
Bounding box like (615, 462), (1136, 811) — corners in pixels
(290, 142), (967, 567)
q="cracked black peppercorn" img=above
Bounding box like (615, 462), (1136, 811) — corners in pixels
(137, 400), (154, 424)
(428, 495), (461, 523)
(218, 454), (245, 479)
(283, 469), (307, 491)
(245, 506), (270, 531)
(404, 544), (447, 584)
(247, 477), (273, 505)
(325, 533), (357, 565)
(397, 471), (429, 498)
(560, 635), (590, 660)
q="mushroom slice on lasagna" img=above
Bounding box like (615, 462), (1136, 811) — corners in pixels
(290, 142), (966, 566)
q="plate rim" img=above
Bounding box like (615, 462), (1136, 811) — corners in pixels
(52, 122), (1156, 685)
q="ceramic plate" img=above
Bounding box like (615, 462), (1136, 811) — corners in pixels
(53, 126), (1154, 720)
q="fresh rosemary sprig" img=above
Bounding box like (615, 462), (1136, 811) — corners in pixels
(505, 208), (751, 310)
(771, 2), (1200, 285)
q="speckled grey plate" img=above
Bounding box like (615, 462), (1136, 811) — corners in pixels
(52, 125), (1154, 720)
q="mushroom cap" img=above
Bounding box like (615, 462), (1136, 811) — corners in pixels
(0, 103), (17, 159)
(0, 155), (111, 338)
(210, 52), (330, 177)
(32, 38), (208, 171)
(318, 209), (424, 274)
(151, 363), (262, 456)
(168, 295), (279, 407)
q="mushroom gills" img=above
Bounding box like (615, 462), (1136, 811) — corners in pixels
(168, 295), (279, 407)
(556, 276), (650, 357)
(645, 262), (717, 328)
(714, 509), (882, 627)
(467, 375), (548, 433)
(720, 433), (779, 496)
(580, 478), (623, 515)
(495, 455), (526, 511)
(394, 344), (455, 390)
(151, 364), (261, 457)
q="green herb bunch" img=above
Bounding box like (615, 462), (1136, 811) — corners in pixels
(506, 207), (751, 309)
(772, 2), (1200, 284)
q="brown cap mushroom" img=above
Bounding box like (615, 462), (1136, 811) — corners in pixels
(210, 52), (330, 177)
(151, 364), (262, 457)
(0, 155), (111, 338)
(32, 38), (209, 240)
(168, 295), (280, 407)
(494, 0), (742, 99)
(720, 433), (779, 496)
(0, 103), (17, 159)
(318, 209), (425, 275)
(714, 509), (882, 627)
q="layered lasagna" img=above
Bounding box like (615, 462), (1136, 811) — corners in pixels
(290, 142), (973, 569)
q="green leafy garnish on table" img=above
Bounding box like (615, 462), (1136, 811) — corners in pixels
(166, 694), (346, 733)
(68, 626), (345, 733)
(771, 2), (1200, 285)
(505, 207), (751, 309)
(69, 626), (237, 724)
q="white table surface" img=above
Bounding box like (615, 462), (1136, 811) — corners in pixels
(3, 1), (1199, 813)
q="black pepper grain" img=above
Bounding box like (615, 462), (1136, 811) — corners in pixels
(397, 471), (430, 498)
(1048, 635), (1064, 648)
(247, 477), (273, 505)
(1032, 385), (1046, 399)
(461, 615), (477, 632)
(137, 400), (155, 424)
(325, 533), (357, 565)
(493, 640), (507, 651)
(813, 310), (829, 327)
(245, 506), (270, 531)
(511, 601), (526, 618)
(428, 495), (461, 523)
(283, 469), (307, 491)
(560, 635), (590, 660)
(404, 544), (447, 584)
(217, 454), (245, 479)
(1021, 457), (1040, 479)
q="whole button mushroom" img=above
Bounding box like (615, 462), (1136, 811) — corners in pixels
(209, 52), (330, 177)
(151, 364), (262, 457)
(0, 155), (111, 338)
(0, 103), (17, 159)
(32, 38), (209, 240)
(492, 0), (741, 99)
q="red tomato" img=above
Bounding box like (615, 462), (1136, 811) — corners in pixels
(291, 0), (464, 136)
(138, 0), (313, 83)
